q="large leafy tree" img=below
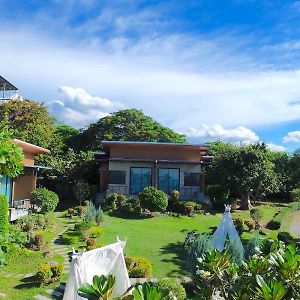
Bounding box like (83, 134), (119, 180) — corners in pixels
(0, 98), (55, 148)
(70, 109), (187, 151)
(207, 142), (280, 208)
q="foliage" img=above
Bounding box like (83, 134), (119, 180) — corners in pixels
(84, 201), (103, 224)
(30, 188), (59, 213)
(185, 233), (213, 273)
(70, 109), (187, 151)
(207, 142), (280, 207)
(36, 263), (64, 284)
(170, 190), (180, 202)
(206, 184), (230, 208)
(62, 230), (81, 245)
(130, 282), (166, 300)
(139, 186), (168, 212)
(290, 188), (300, 202)
(77, 274), (116, 299)
(0, 123), (24, 177)
(250, 208), (263, 228)
(28, 233), (46, 251)
(117, 194), (127, 207)
(0, 98), (55, 149)
(233, 217), (244, 234)
(157, 279), (186, 300)
(277, 231), (294, 244)
(244, 219), (255, 231)
(244, 231), (261, 258)
(125, 256), (153, 278)
(0, 195), (9, 234)
(73, 179), (91, 205)
(16, 213), (48, 233)
(194, 240), (300, 299)
(86, 226), (105, 239)
(53, 124), (80, 152)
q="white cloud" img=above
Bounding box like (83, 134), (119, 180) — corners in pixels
(185, 125), (259, 144)
(48, 86), (124, 128)
(266, 143), (287, 152)
(283, 131), (300, 143)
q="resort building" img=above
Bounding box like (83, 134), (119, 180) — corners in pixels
(1, 139), (50, 221)
(96, 141), (211, 201)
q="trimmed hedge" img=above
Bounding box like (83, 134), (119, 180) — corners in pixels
(31, 188), (59, 213)
(0, 195), (9, 234)
(125, 256), (152, 278)
(157, 279), (187, 300)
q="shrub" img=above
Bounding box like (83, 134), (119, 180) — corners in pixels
(36, 263), (53, 284)
(36, 263), (64, 284)
(125, 256), (152, 278)
(206, 185), (229, 208)
(117, 194), (127, 207)
(139, 186), (168, 212)
(76, 206), (85, 217)
(233, 217), (244, 234)
(244, 219), (255, 231)
(67, 208), (74, 217)
(86, 237), (96, 247)
(250, 208), (263, 228)
(86, 226), (105, 238)
(0, 195), (9, 234)
(170, 190), (180, 203)
(184, 205), (194, 216)
(291, 188), (300, 202)
(31, 188), (59, 213)
(107, 193), (118, 205)
(84, 201), (103, 224)
(51, 263), (64, 280)
(278, 231), (294, 244)
(31, 233), (45, 251)
(157, 279), (186, 300)
(73, 180), (90, 206)
(62, 232), (80, 245)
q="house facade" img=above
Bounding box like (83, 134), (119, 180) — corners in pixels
(97, 141), (210, 201)
(0, 139), (49, 221)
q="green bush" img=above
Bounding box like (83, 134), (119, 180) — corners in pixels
(28, 233), (45, 251)
(291, 188), (300, 202)
(244, 219), (255, 231)
(36, 263), (64, 284)
(36, 263), (53, 284)
(0, 195), (9, 234)
(139, 186), (168, 212)
(233, 217), (244, 234)
(157, 279), (186, 300)
(73, 180), (90, 206)
(117, 194), (127, 207)
(86, 226), (105, 238)
(206, 185), (229, 208)
(170, 190), (180, 202)
(184, 205), (194, 216)
(62, 232), (80, 245)
(125, 256), (152, 278)
(51, 263), (64, 279)
(76, 206), (85, 217)
(30, 188), (59, 213)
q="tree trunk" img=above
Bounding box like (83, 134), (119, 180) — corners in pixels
(241, 192), (252, 210)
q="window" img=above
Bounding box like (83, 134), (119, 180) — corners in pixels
(130, 167), (152, 194)
(0, 175), (12, 205)
(109, 171), (126, 185)
(158, 168), (180, 194)
(184, 173), (201, 187)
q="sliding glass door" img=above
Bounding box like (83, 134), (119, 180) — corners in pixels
(158, 168), (180, 194)
(130, 167), (152, 194)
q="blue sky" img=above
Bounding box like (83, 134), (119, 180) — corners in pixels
(1, 1), (300, 152)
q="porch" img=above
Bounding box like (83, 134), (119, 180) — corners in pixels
(9, 199), (32, 221)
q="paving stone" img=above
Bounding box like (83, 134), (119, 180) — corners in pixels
(56, 283), (66, 291)
(24, 273), (35, 278)
(46, 289), (63, 297)
(150, 278), (158, 283)
(0, 292), (6, 297)
(129, 278), (136, 285)
(35, 295), (52, 300)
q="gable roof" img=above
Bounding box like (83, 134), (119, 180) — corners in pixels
(13, 139), (50, 155)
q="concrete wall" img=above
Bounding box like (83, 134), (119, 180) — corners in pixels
(12, 172), (36, 201)
(106, 160), (204, 200)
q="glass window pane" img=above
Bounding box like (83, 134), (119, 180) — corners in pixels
(130, 168), (152, 194)
(109, 171), (126, 184)
(158, 168), (179, 194)
(184, 173), (200, 186)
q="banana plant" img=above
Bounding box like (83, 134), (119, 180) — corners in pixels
(78, 274), (116, 300)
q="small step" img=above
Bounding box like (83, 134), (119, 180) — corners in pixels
(35, 295), (52, 300)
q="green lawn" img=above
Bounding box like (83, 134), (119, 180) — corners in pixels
(99, 204), (283, 278)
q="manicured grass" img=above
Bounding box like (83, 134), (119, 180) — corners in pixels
(100, 213), (220, 278)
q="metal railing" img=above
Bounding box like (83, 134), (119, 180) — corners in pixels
(180, 187), (203, 201)
(107, 185), (129, 195)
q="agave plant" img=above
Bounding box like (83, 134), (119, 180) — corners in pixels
(78, 274), (116, 300)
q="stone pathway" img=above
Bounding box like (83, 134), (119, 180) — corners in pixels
(289, 211), (300, 237)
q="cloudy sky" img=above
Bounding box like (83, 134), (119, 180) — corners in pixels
(1, 1), (300, 151)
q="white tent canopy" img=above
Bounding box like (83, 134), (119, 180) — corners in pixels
(63, 240), (131, 300)
(212, 205), (244, 256)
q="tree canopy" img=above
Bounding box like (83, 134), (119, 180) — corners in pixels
(0, 98), (55, 149)
(70, 109), (187, 151)
(0, 123), (24, 178)
(207, 142), (280, 207)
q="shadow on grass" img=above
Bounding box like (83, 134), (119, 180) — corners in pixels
(160, 242), (190, 277)
(15, 276), (40, 290)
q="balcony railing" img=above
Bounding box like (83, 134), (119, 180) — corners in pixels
(9, 199), (32, 221)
